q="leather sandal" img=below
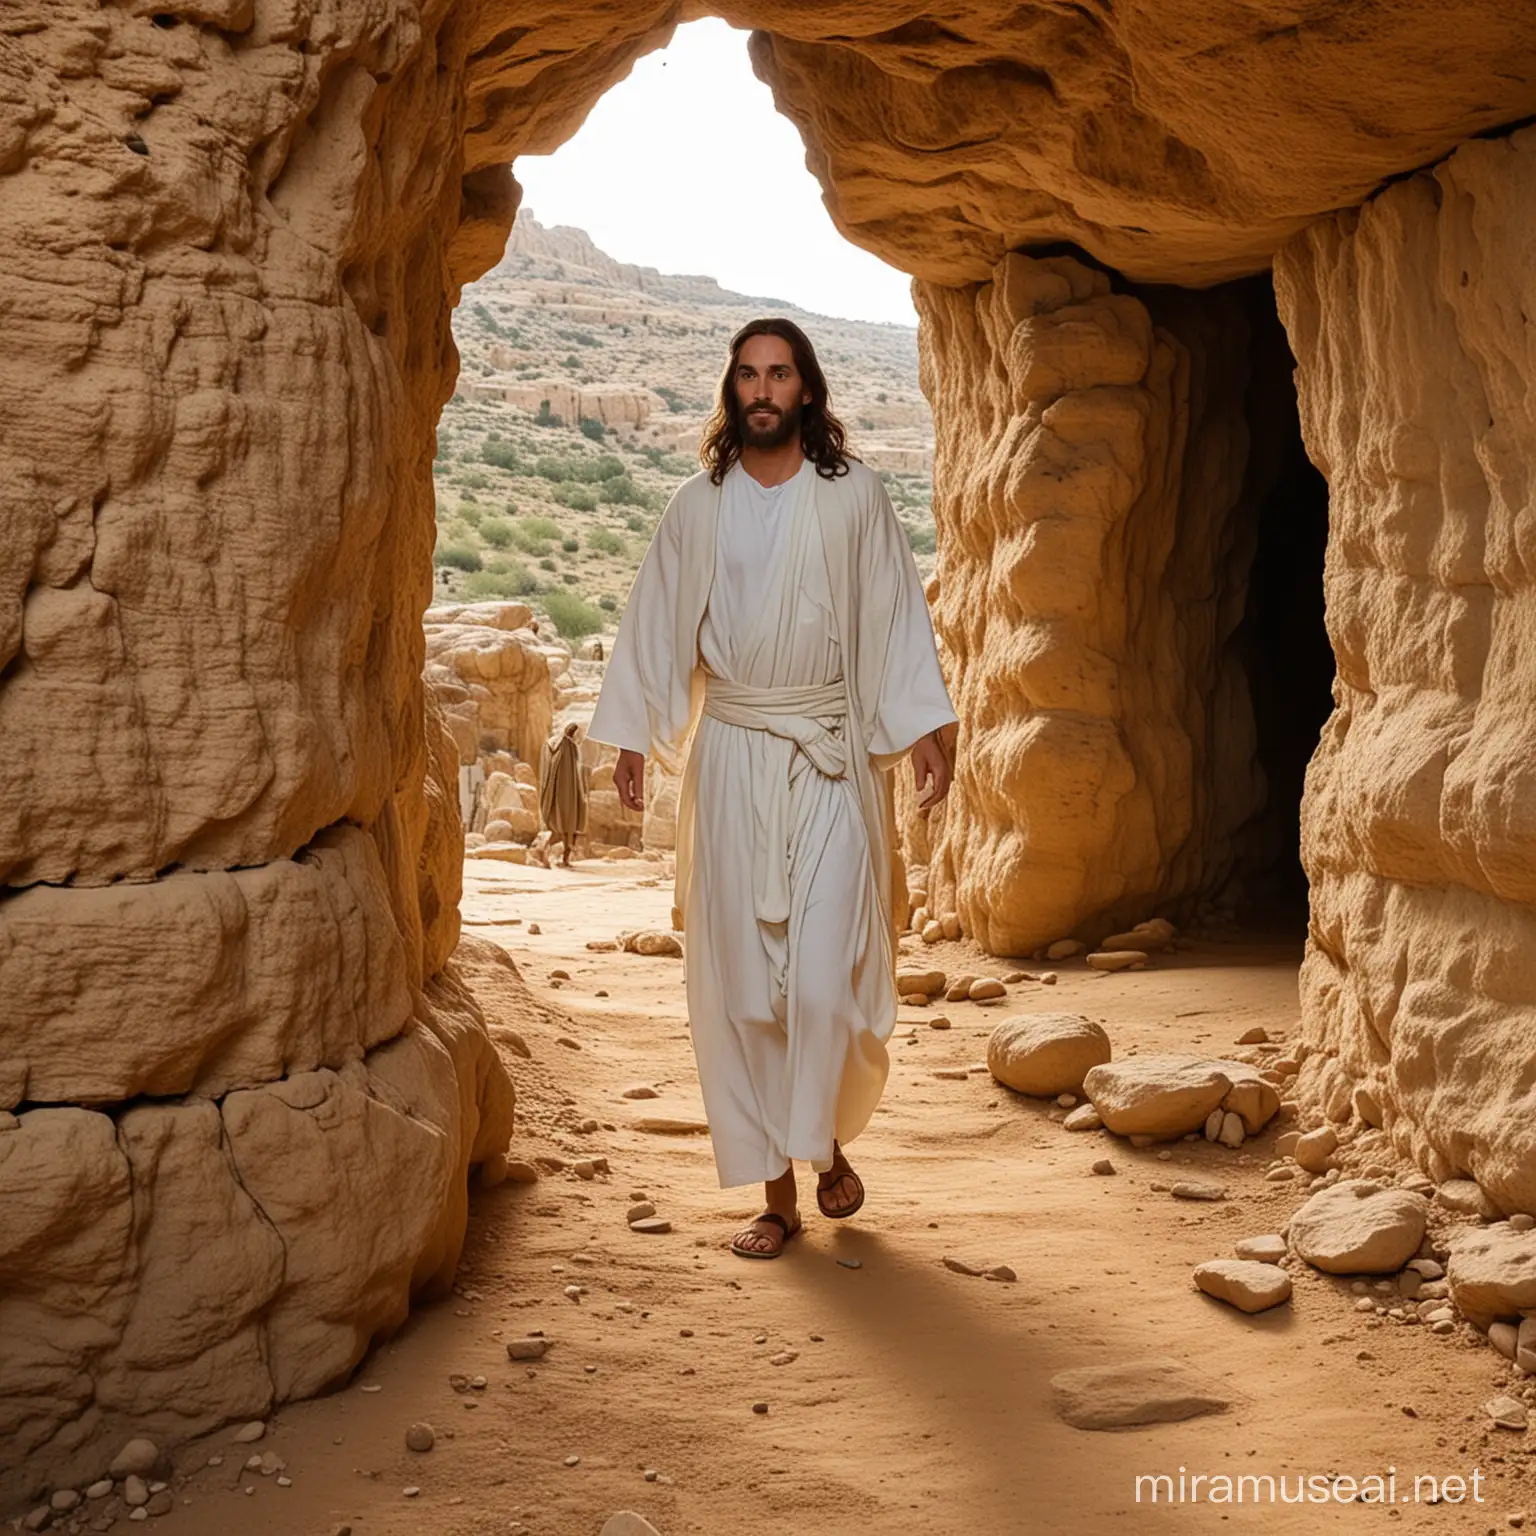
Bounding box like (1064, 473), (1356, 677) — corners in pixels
(816, 1161), (865, 1220)
(730, 1211), (802, 1260)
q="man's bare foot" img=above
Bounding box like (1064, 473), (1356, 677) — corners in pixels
(817, 1145), (865, 1219)
(730, 1210), (801, 1259)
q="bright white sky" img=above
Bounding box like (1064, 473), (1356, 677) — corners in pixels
(514, 19), (919, 328)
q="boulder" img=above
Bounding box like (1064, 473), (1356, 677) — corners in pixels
(987, 1015), (1112, 1097)
(1082, 1056), (1229, 1138)
(1446, 1227), (1536, 1328)
(1193, 1259), (1293, 1313)
(1288, 1181), (1428, 1275)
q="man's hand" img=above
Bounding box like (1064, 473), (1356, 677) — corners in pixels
(614, 748), (646, 813)
(911, 728), (953, 811)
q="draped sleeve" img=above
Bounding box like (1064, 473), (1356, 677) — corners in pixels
(856, 475), (956, 768)
(587, 475), (716, 774)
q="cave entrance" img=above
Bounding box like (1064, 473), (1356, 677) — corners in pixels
(1229, 276), (1334, 930)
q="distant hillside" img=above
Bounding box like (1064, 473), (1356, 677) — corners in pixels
(432, 211), (936, 637)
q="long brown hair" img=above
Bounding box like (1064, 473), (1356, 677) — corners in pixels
(699, 317), (854, 484)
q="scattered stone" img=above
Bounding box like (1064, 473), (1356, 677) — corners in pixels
(573, 1159), (597, 1180)
(85, 1482), (113, 1501)
(1092, 1159), (1116, 1176)
(934, 1068), (970, 1081)
(405, 1422), (434, 1453)
(1064, 1104), (1103, 1132)
(1234, 1234), (1287, 1264)
(1491, 1321), (1520, 1360)
(985, 1265), (1017, 1282)
(1046, 939), (1084, 960)
(752, 1401), (770, 1414)
(1510, 1213), (1536, 1233)
(1040, 972), (1059, 985)
(1293, 1127), (1338, 1174)
(564, 1455), (581, 1467)
(1056, 1092), (1077, 1108)
(528, 923), (541, 935)
(627, 1201), (656, 1222)
(556, 1036), (581, 1050)
(507, 1339), (549, 1361)
(110, 1440), (160, 1479)
(1083, 1056), (1230, 1138)
(1203, 1107), (1224, 1142)
(1050, 1358), (1228, 1429)
(1435, 1179), (1499, 1220)
(1288, 1181), (1428, 1275)
(770, 1351), (799, 1366)
(630, 1217), (672, 1234)
(1002, 971), (1029, 984)
(921, 920), (943, 945)
(943, 1256), (984, 1276)
(1086, 950), (1147, 972)
(896, 968), (946, 998)
(633, 931), (683, 958)
(50, 1492), (80, 1512)
(1447, 1226), (1536, 1327)
(232, 1421), (266, 1444)
(969, 977), (1007, 1002)
(403, 1486), (420, 1498)
(1193, 1259), (1293, 1313)
(22, 1509), (50, 1534)
(1218, 1111), (1245, 1149)
(1171, 1181), (1226, 1202)
(632, 1117), (710, 1135)
(987, 1014), (1112, 1097)
(586, 939), (619, 952)
(1519, 1317), (1536, 1374)
(944, 976), (976, 1002)
(124, 1478), (149, 1509)
(1264, 1167), (1296, 1182)
(1236, 1026), (1269, 1045)
(836, 1258), (862, 1270)
(1485, 1395), (1530, 1431)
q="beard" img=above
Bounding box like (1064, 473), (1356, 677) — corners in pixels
(740, 399), (802, 451)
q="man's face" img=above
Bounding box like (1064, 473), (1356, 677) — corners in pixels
(733, 333), (811, 450)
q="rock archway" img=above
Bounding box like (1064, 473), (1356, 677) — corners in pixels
(4, 0), (1536, 1501)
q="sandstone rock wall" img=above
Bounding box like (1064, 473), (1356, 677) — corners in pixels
(908, 253), (1270, 953)
(1276, 125), (1536, 1216)
(0, 0), (520, 1499)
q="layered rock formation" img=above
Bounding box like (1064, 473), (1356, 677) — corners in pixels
(5, 0), (1536, 1503)
(0, 0), (521, 1501)
(1277, 125), (1536, 1216)
(907, 254), (1271, 953)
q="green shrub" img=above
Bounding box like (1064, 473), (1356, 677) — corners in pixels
(587, 526), (627, 558)
(562, 536), (580, 552)
(534, 400), (564, 428)
(540, 557), (557, 571)
(458, 504), (482, 525)
(562, 572), (579, 585)
(434, 429), (452, 460)
(522, 516), (563, 541)
(432, 461), (448, 477)
(534, 453), (576, 482)
(654, 384), (690, 415)
(436, 542), (482, 572)
(459, 488), (478, 504)
(597, 472), (651, 508)
(472, 303), (503, 336)
(463, 565), (538, 599)
(905, 523), (937, 556)
(480, 517), (513, 549)
(481, 439), (519, 470)
(579, 418), (607, 442)
(542, 590), (605, 638)
(553, 482), (599, 512)
(456, 470), (489, 490)
(599, 595), (618, 612)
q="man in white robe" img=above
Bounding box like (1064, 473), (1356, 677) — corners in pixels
(589, 319), (956, 1258)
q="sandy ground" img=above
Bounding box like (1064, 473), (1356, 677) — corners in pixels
(171, 859), (1534, 1536)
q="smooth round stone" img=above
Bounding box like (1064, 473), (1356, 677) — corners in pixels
(405, 1423), (434, 1453)
(629, 1217), (672, 1234)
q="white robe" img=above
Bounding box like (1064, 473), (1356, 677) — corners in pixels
(590, 457), (954, 1188)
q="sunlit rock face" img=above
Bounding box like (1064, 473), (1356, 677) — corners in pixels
(902, 252), (1273, 954)
(3, 0), (1534, 1501)
(1277, 126), (1536, 1218)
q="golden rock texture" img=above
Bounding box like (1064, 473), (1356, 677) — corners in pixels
(1277, 126), (1536, 1216)
(4, 0), (1535, 1500)
(906, 253), (1271, 953)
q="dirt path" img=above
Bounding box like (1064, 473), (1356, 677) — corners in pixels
(189, 861), (1530, 1536)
